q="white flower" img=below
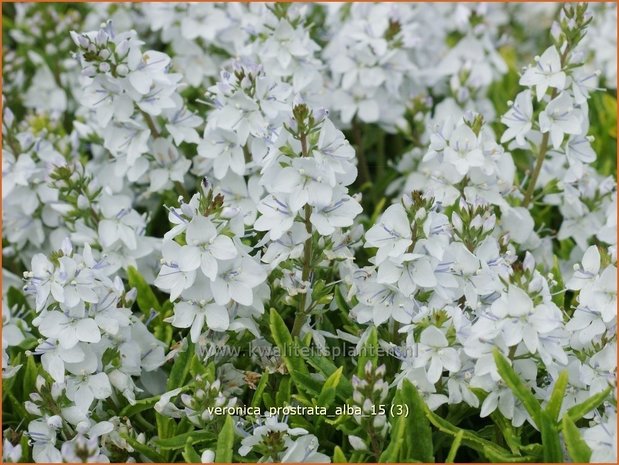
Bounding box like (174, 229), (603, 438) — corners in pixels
(444, 124), (484, 176)
(254, 194), (298, 240)
(501, 89), (533, 146)
(155, 241), (201, 301)
(520, 46), (566, 100)
(65, 372), (113, 412)
(211, 256), (267, 306)
(185, 215), (238, 281)
(171, 299), (230, 341)
(538, 92), (583, 149)
(365, 203), (412, 265)
(490, 286), (563, 353)
(37, 312), (101, 350)
(198, 128), (245, 180)
(579, 265), (617, 323)
(310, 193), (362, 236)
(415, 326), (461, 384)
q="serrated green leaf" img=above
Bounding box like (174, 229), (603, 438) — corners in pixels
(562, 415), (592, 462)
(215, 415), (235, 463)
(276, 376), (291, 406)
(545, 370), (569, 423)
(566, 386), (612, 422)
(493, 350), (541, 426)
(402, 379), (434, 462)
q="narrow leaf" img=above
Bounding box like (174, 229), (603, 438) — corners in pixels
(562, 415), (592, 462)
(493, 350), (541, 425)
(566, 387), (612, 422)
(545, 370), (569, 423)
(215, 415), (235, 463)
(402, 379), (434, 462)
(127, 266), (161, 314)
(333, 446), (348, 463)
(540, 411), (563, 462)
(357, 326), (378, 377)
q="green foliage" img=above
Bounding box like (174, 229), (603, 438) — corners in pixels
(215, 416), (236, 463)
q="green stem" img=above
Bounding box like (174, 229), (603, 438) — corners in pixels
(140, 110), (161, 138)
(376, 127), (385, 180)
(292, 133), (313, 338)
(521, 45), (570, 208)
(522, 132), (550, 208)
(352, 118), (371, 185)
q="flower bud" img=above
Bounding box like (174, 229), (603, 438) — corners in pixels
(98, 49), (111, 60)
(201, 450), (215, 463)
(348, 435), (367, 451)
(116, 64), (129, 77)
(47, 415), (63, 429)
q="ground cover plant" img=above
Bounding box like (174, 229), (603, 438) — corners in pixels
(1, 2), (617, 463)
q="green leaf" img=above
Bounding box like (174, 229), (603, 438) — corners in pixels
(357, 326), (378, 377)
(7, 286), (29, 311)
(540, 411), (563, 462)
(562, 415), (592, 462)
(379, 410), (406, 462)
(167, 340), (194, 391)
(121, 434), (166, 462)
(402, 379), (434, 462)
(276, 376), (291, 406)
(22, 355), (38, 396)
(446, 430), (463, 463)
(119, 395), (160, 418)
(334, 285), (351, 313)
(317, 366), (343, 408)
(155, 430), (211, 450)
(493, 350), (541, 425)
(251, 372), (269, 408)
(305, 354), (352, 400)
(183, 441), (202, 463)
(333, 446), (348, 463)
(566, 387), (612, 422)
(215, 415), (235, 463)
(483, 446), (538, 463)
(425, 406), (514, 458)
(127, 266), (161, 314)
(269, 309), (321, 396)
(545, 370), (569, 423)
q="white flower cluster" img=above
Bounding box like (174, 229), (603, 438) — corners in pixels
(154, 184), (268, 339)
(22, 239), (164, 461)
(71, 21), (200, 190)
(239, 415), (329, 463)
